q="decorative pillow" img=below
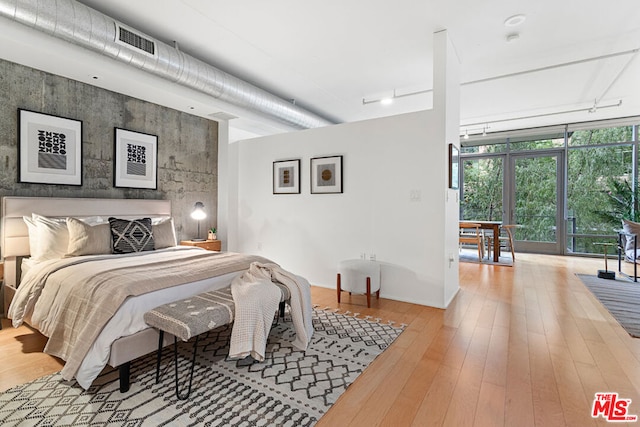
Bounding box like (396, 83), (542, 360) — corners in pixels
(66, 217), (112, 256)
(32, 214), (69, 261)
(109, 217), (155, 254)
(152, 217), (177, 249)
(622, 219), (640, 252)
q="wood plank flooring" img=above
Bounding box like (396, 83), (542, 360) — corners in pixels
(2, 253), (640, 426)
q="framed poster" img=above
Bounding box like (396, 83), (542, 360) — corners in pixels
(273, 159), (301, 194)
(18, 109), (83, 185)
(311, 155), (343, 194)
(449, 143), (460, 190)
(114, 128), (158, 189)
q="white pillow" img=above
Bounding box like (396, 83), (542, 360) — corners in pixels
(23, 215), (40, 260)
(32, 214), (69, 261)
(66, 217), (112, 256)
(152, 217), (177, 249)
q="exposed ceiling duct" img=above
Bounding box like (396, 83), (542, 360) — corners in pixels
(0, 0), (334, 130)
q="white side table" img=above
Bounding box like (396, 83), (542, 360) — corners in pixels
(337, 259), (381, 308)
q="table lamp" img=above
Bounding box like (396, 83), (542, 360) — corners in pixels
(191, 202), (207, 241)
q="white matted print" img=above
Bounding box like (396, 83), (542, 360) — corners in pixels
(311, 155), (343, 194)
(114, 128), (158, 189)
(18, 109), (83, 185)
(273, 159), (300, 194)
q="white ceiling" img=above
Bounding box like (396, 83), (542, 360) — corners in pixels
(2, 0), (640, 140)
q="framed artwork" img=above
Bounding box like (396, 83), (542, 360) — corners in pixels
(18, 108), (83, 185)
(273, 159), (301, 194)
(311, 155), (343, 194)
(114, 128), (158, 189)
(449, 143), (460, 190)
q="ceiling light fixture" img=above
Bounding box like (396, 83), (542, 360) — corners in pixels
(362, 88), (430, 105)
(504, 14), (526, 27)
(460, 99), (623, 138)
(506, 33), (520, 43)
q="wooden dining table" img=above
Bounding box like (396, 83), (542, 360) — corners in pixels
(463, 220), (502, 262)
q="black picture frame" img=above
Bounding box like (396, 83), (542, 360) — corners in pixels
(273, 159), (301, 194)
(449, 143), (460, 190)
(311, 155), (343, 194)
(18, 108), (83, 186)
(114, 127), (158, 189)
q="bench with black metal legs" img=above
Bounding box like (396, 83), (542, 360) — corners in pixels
(143, 284), (290, 400)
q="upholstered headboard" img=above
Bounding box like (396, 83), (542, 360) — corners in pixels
(1, 196), (172, 291)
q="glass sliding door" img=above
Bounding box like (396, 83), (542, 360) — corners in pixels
(460, 119), (640, 257)
(509, 151), (564, 254)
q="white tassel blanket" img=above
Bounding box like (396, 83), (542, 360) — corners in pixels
(230, 262), (314, 361)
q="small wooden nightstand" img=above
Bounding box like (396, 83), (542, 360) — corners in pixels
(180, 239), (221, 251)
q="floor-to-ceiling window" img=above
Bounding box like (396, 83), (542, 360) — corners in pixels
(460, 118), (640, 256)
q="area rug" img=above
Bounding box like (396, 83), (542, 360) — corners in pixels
(459, 248), (513, 266)
(0, 307), (404, 426)
(577, 274), (640, 337)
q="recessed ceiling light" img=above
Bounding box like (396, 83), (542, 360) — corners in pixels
(380, 97), (393, 106)
(506, 33), (520, 43)
(504, 14), (526, 27)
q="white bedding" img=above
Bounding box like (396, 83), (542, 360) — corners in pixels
(10, 247), (247, 389)
(77, 270), (240, 389)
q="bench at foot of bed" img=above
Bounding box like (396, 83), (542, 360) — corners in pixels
(141, 284), (289, 399)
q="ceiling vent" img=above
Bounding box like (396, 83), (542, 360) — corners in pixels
(116, 24), (155, 56)
(0, 0), (332, 129)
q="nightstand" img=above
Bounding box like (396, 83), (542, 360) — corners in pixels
(180, 239), (221, 251)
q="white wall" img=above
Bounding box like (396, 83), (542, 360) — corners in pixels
(223, 30), (461, 309)
(234, 109), (457, 307)
(434, 30), (462, 306)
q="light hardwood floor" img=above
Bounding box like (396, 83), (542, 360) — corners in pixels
(1, 253), (639, 426)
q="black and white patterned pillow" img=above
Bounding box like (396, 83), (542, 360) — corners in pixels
(108, 217), (155, 254)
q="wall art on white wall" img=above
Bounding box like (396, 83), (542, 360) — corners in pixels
(18, 108), (83, 186)
(311, 155), (343, 194)
(114, 127), (158, 189)
(273, 159), (300, 194)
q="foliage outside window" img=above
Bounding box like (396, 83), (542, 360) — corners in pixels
(460, 121), (639, 256)
(568, 126), (633, 146)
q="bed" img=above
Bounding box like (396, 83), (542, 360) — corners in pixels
(1, 196), (270, 392)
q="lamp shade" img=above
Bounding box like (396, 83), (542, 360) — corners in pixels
(191, 202), (206, 220)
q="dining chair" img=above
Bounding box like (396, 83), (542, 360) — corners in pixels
(486, 224), (517, 261)
(459, 222), (485, 261)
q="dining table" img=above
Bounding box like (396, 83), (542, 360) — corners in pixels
(463, 220), (502, 262)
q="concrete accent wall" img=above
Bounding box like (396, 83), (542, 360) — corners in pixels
(0, 59), (218, 242)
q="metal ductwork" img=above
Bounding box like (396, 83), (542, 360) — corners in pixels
(0, 0), (334, 130)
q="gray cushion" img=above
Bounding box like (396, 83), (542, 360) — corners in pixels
(109, 217), (154, 254)
(144, 286), (236, 341)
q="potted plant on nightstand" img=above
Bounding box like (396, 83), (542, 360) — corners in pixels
(208, 227), (217, 240)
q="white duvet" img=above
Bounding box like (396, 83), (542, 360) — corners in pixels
(9, 247), (241, 389)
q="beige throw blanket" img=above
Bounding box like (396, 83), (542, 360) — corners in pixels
(230, 262), (314, 361)
(9, 248), (269, 382)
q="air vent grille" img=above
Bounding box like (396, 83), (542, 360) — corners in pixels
(118, 26), (155, 55)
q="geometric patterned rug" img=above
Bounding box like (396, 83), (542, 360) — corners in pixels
(0, 307), (404, 426)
